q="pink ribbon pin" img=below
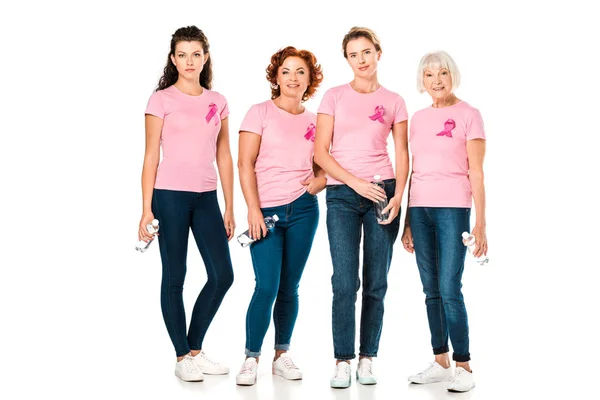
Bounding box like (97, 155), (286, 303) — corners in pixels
(436, 119), (456, 138)
(369, 105), (385, 124)
(205, 103), (218, 126)
(304, 123), (316, 142)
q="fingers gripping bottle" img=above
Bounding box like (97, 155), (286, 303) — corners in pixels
(372, 175), (389, 223)
(135, 219), (159, 252)
(237, 215), (279, 248)
(461, 232), (489, 265)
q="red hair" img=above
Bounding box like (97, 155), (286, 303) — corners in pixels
(266, 46), (323, 102)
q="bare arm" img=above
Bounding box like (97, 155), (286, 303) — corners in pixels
(313, 113), (385, 202)
(392, 120), (409, 200)
(379, 120), (409, 224)
(467, 138), (487, 257)
(138, 114), (162, 241)
(238, 131), (267, 240)
(216, 117), (235, 240)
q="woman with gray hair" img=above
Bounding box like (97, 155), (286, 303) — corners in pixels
(401, 51), (487, 392)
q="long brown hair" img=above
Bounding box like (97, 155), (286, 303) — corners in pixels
(156, 26), (213, 91)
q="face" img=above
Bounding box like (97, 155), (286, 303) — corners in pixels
(276, 56), (310, 99)
(170, 41), (208, 79)
(345, 37), (380, 78)
(423, 66), (453, 99)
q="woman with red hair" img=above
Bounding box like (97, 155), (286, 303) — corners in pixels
(235, 46), (324, 386)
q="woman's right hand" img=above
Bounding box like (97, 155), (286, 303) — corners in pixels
(349, 178), (387, 203)
(248, 207), (267, 241)
(401, 225), (414, 253)
(138, 211), (157, 242)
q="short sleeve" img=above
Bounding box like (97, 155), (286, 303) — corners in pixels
(239, 104), (264, 136)
(466, 108), (486, 140)
(393, 95), (408, 124)
(317, 89), (336, 116)
(145, 91), (165, 119)
(220, 95), (230, 119)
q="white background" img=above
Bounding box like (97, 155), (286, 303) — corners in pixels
(1, 0), (598, 398)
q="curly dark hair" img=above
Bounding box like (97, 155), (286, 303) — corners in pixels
(266, 46), (323, 102)
(156, 26), (213, 91)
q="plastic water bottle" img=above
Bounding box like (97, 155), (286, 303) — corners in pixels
(461, 232), (489, 265)
(372, 175), (389, 223)
(237, 215), (279, 247)
(135, 219), (159, 252)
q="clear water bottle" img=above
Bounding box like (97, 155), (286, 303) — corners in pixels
(461, 232), (489, 265)
(135, 219), (159, 252)
(372, 175), (389, 223)
(237, 214), (279, 247)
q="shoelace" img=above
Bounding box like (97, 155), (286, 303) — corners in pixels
(183, 356), (199, 374)
(334, 364), (350, 379)
(200, 351), (219, 365)
(240, 361), (256, 375)
(418, 362), (437, 377)
(450, 368), (465, 383)
(281, 357), (298, 370)
(358, 361), (372, 376)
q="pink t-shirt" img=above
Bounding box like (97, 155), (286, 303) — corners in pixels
(317, 83), (408, 185)
(145, 85), (229, 193)
(239, 100), (317, 208)
(408, 101), (486, 208)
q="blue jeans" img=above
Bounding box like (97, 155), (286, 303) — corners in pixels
(326, 180), (400, 360)
(408, 207), (471, 362)
(245, 191), (319, 357)
(152, 189), (234, 357)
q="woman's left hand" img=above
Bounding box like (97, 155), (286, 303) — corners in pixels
(223, 209), (236, 241)
(301, 176), (327, 195)
(470, 224), (487, 258)
(379, 195), (401, 225)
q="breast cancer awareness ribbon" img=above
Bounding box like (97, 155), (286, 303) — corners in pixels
(436, 119), (456, 138)
(205, 103), (218, 126)
(304, 123), (316, 142)
(369, 105), (385, 124)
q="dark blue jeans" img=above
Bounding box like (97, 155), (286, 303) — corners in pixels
(245, 191), (319, 357)
(408, 207), (471, 362)
(326, 180), (400, 360)
(152, 189), (234, 357)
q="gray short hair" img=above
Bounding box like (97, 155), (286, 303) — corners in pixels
(416, 51), (461, 93)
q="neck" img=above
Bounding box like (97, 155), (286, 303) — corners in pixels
(350, 74), (380, 93)
(273, 95), (304, 115)
(174, 77), (203, 96)
(432, 94), (460, 108)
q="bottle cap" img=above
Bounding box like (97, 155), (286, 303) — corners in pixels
(152, 219), (159, 226)
(373, 175), (381, 180)
(272, 214), (279, 222)
(461, 232), (470, 240)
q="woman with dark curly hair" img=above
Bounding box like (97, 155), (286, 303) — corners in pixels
(139, 25), (234, 382)
(235, 46), (324, 386)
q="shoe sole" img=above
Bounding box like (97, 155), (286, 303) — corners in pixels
(448, 382), (476, 392)
(330, 380), (351, 389)
(236, 377), (257, 386)
(356, 371), (376, 385)
(175, 371), (204, 382)
(272, 367), (302, 380)
(200, 370), (230, 375)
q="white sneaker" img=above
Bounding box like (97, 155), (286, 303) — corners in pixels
(236, 357), (258, 386)
(356, 358), (377, 385)
(330, 361), (351, 388)
(193, 351), (229, 375)
(447, 367), (475, 392)
(408, 362), (452, 384)
(175, 354), (204, 382)
(272, 353), (302, 380)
